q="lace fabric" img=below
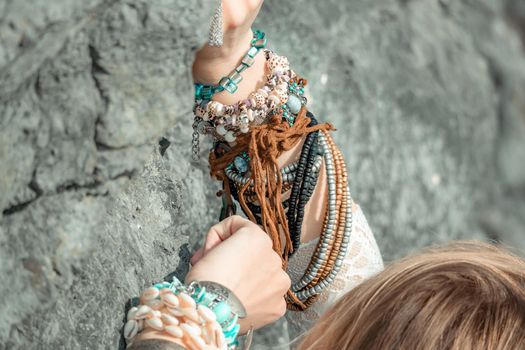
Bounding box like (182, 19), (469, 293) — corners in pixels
(285, 205), (384, 340)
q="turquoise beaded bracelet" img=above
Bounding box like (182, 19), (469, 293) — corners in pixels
(194, 30), (267, 101)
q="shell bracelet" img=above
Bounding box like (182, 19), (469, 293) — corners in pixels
(124, 277), (249, 350)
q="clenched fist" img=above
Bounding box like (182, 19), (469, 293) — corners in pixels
(187, 215), (290, 333)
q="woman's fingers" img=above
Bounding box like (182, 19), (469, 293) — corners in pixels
(187, 220), (290, 332)
(193, 216), (258, 264)
(203, 215), (257, 253)
(190, 246), (205, 265)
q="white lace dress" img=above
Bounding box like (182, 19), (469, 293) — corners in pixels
(285, 205), (384, 340)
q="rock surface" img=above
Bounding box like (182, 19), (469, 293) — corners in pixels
(1, 0), (524, 348)
(0, 0), (214, 348)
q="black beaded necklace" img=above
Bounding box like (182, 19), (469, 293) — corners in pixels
(221, 112), (323, 257)
(287, 112), (321, 254)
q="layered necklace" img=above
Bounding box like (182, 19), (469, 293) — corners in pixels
(192, 30), (353, 310)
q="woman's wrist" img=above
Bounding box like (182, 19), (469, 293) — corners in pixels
(186, 262), (239, 297)
(193, 29), (254, 85)
(192, 29), (267, 105)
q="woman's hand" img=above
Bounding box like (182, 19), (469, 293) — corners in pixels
(186, 215), (290, 333)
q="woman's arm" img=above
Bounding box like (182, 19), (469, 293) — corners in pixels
(193, 0), (266, 105)
(127, 216), (290, 350)
(192, 0), (382, 319)
(192, 0), (325, 246)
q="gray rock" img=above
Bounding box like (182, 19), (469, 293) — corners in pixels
(0, 0), (213, 348)
(0, 0), (211, 213)
(0, 0), (102, 67)
(90, 1), (203, 148)
(0, 151), (191, 349)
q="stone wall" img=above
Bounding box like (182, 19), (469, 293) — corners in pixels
(1, 0), (524, 348)
(0, 1), (216, 348)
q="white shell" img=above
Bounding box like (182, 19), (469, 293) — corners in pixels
(239, 114), (249, 126)
(272, 88), (288, 104)
(135, 305), (152, 320)
(215, 103), (225, 116)
(268, 94), (280, 105)
(145, 299), (163, 310)
(185, 320), (203, 335)
(161, 292), (180, 308)
(216, 327), (227, 347)
(224, 131), (236, 143)
(216, 124), (227, 136)
(180, 323), (200, 336)
(195, 106), (206, 118)
(188, 333), (206, 350)
(269, 55), (289, 69)
(181, 307), (201, 323)
(127, 306), (138, 320)
(257, 88), (268, 97)
(167, 307), (185, 317)
(178, 293), (196, 309)
(165, 325), (184, 338)
(197, 305), (216, 323)
(137, 319), (145, 332)
(145, 317), (164, 331)
(141, 287), (159, 301)
(272, 67), (284, 75)
(247, 109), (254, 122)
(208, 101), (225, 117)
(123, 319), (139, 340)
(159, 288), (173, 296)
(161, 313), (180, 326)
(202, 325), (213, 344)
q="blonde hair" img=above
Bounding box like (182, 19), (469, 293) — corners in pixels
(300, 241), (525, 350)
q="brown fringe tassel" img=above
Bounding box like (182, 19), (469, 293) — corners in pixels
(209, 108), (333, 307)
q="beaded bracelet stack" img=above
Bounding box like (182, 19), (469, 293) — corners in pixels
(194, 50), (306, 139)
(192, 29), (352, 310)
(192, 30), (308, 160)
(124, 277), (245, 350)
